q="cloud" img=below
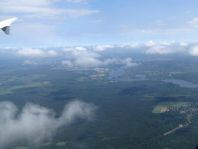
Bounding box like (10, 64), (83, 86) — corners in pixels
(144, 41), (188, 55)
(65, 0), (89, 3)
(0, 0), (99, 18)
(188, 18), (198, 28)
(0, 100), (96, 147)
(94, 45), (114, 52)
(145, 42), (173, 55)
(189, 45), (198, 56)
(63, 48), (102, 68)
(62, 46), (137, 68)
(64, 46), (87, 52)
(0, 0), (64, 16)
(17, 48), (58, 57)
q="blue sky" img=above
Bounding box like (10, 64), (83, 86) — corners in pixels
(0, 0), (198, 47)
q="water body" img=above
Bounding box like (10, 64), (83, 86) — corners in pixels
(164, 79), (198, 88)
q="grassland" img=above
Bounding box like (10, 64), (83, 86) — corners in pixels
(0, 81), (51, 95)
(0, 74), (50, 95)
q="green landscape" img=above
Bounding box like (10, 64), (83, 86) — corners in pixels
(0, 50), (198, 149)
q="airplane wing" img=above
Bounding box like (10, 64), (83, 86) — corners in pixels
(0, 17), (17, 35)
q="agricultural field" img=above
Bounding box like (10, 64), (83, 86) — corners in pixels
(152, 102), (191, 114)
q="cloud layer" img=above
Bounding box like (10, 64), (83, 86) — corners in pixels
(11, 42), (198, 69)
(17, 48), (58, 57)
(62, 46), (137, 68)
(0, 0), (98, 17)
(0, 100), (96, 147)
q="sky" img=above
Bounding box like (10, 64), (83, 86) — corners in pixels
(0, 0), (198, 47)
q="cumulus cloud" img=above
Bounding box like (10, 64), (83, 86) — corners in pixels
(64, 46), (87, 52)
(62, 46), (137, 68)
(63, 50), (102, 68)
(189, 45), (198, 56)
(17, 48), (58, 57)
(63, 47), (101, 68)
(94, 45), (114, 52)
(0, 100), (96, 147)
(144, 41), (188, 55)
(145, 43), (173, 55)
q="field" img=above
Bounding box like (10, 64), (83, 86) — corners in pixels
(0, 75), (51, 95)
(152, 102), (191, 114)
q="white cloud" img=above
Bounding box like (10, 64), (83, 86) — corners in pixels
(189, 45), (198, 56)
(0, 0), (63, 16)
(188, 18), (198, 28)
(63, 47), (102, 68)
(17, 48), (58, 57)
(0, 0), (99, 18)
(62, 46), (137, 68)
(64, 46), (87, 52)
(145, 40), (156, 47)
(122, 58), (137, 67)
(94, 45), (114, 52)
(62, 60), (73, 67)
(65, 0), (89, 3)
(48, 50), (59, 56)
(146, 43), (172, 55)
(0, 100), (96, 147)
(145, 42), (188, 55)
(17, 48), (45, 57)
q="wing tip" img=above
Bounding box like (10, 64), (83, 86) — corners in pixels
(1, 17), (17, 35)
